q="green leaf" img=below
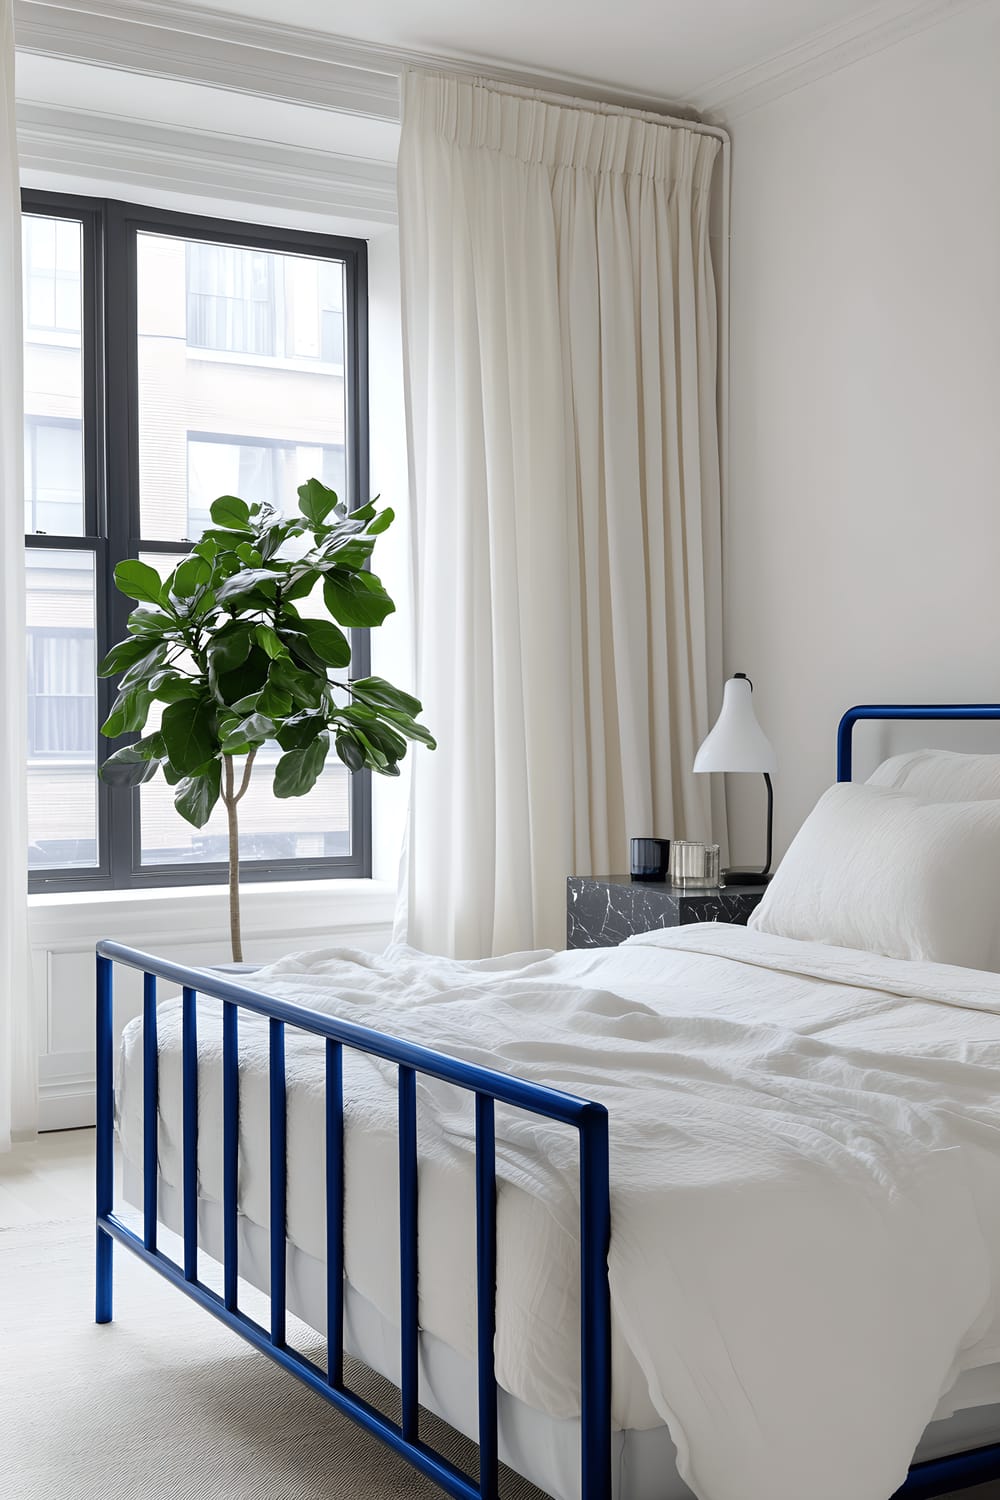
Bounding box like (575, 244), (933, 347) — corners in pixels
(272, 733), (329, 798)
(334, 730), (366, 773)
(97, 634), (161, 679)
(100, 745), (161, 787)
(117, 644), (169, 691)
(276, 712), (327, 752)
(221, 712), (274, 749)
(210, 494), (252, 531)
(268, 655), (325, 710)
(214, 645), (271, 709)
(298, 478), (339, 526)
(101, 686), (154, 739)
(160, 698), (217, 776)
(151, 673), (201, 703)
(254, 624), (286, 659)
(327, 537), (375, 570)
(126, 607), (176, 636)
(323, 570), (395, 628)
(257, 681), (293, 719)
(114, 559), (164, 606)
(282, 568), (321, 603)
(377, 707), (437, 748)
(208, 624), (253, 675)
(367, 506), (394, 535)
(172, 555), (211, 597)
(235, 542), (263, 567)
(215, 567), (280, 603)
(174, 760), (222, 829)
(296, 618), (351, 669)
(350, 675), (423, 719)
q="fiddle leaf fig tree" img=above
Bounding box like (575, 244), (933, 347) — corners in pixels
(97, 480), (435, 962)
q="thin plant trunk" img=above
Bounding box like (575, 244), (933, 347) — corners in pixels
(222, 750), (257, 965)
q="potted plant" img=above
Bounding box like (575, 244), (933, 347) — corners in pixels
(97, 480), (434, 962)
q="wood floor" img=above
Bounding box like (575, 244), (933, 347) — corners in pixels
(1, 1129), (998, 1500)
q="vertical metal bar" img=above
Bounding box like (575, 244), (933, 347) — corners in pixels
(326, 1038), (344, 1388)
(579, 1106), (612, 1500)
(398, 1064), (418, 1442)
(95, 953), (114, 1324)
(142, 972), (157, 1253)
(270, 1017), (287, 1348)
(182, 985), (198, 1283)
(475, 1094), (498, 1500)
(223, 1000), (239, 1312)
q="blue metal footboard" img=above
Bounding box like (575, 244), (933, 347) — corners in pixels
(95, 940), (612, 1500)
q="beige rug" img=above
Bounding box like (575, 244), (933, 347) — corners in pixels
(1, 1217), (997, 1500)
(0, 1218), (548, 1500)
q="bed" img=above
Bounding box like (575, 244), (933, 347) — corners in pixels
(97, 702), (1000, 1500)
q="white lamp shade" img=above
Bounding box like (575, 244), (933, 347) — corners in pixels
(693, 675), (777, 774)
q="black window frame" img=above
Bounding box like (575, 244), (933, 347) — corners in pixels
(24, 190), (371, 893)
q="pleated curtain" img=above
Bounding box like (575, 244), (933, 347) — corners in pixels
(0, 0), (33, 1149)
(398, 69), (725, 956)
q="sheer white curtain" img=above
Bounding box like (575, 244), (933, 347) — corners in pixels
(398, 70), (724, 956)
(0, 0), (33, 1150)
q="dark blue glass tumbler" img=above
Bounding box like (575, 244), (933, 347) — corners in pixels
(630, 837), (670, 882)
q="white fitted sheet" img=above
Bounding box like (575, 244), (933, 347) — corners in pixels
(117, 928), (1000, 1500)
(121, 1159), (1000, 1500)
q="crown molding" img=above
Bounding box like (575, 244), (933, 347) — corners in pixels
(12, 0), (700, 122)
(693, 0), (987, 119)
(16, 101), (398, 222)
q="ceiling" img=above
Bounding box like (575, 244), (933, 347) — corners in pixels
(189, 0), (899, 104)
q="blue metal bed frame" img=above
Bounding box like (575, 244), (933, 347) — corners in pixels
(95, 941), (611, 1500)
(93, 699), (1000, 1500)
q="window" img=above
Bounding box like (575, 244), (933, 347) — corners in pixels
(22, 192), (369, 892)
(185, 240), (345, 366)
(24, 416), (84, 534)
(186, 433), (346, 538)
(23, 215), (81, 335)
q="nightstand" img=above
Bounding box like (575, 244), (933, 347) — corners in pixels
(566, 874), (768, 950)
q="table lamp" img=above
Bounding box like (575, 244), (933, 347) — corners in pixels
(693, 672), (777, 884)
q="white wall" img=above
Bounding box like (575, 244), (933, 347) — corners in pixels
(725, 0), (1000, 864)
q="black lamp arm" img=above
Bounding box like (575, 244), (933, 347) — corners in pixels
(762, 772), (773, 878)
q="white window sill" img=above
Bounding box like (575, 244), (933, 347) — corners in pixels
(28, 877), (396, 950)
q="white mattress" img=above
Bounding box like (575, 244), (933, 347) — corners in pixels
(121, 1158), (1000, 1500)
(117, 927), (1000, 1500)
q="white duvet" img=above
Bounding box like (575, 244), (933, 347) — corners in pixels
(117, 925), (1000, 1500)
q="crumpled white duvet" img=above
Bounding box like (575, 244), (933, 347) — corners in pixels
(117, 924), (1000, 1500)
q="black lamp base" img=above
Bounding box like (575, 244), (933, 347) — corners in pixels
(723, 868), (773, 886)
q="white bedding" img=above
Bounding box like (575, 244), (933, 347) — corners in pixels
(117, 925), (1000, 1500)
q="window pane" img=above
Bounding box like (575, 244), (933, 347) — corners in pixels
(134, 553), (352, 867)
(138, 233), (347, 541)
(26, 549), (98, 871)
(22, 216), (85, 536)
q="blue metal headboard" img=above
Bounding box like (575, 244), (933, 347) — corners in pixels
(836, 704), (1000, 783)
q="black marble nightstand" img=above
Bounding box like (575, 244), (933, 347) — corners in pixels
(566, 874), (768, 949)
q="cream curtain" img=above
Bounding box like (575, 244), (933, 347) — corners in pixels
(398, 69), (724, 956)
(0, 0), (33, 1150)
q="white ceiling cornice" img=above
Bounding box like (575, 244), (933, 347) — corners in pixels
(12, 0), (701, 121)
(14, 0), (987, 130)
(693, 0), (987, 119)
(16, 101), (399, 220)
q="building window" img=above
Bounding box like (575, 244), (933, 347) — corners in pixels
(22, 192), (369, 892)
(24, 416), (84, 535)
(23, 215), (81, 335)
(185, 240), (345, 366)
(186, 433), (346, 537)
(186, 242), (276, 356)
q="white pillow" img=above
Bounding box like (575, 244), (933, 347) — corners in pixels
(867, 748), (1000, 802)
(749, 782), (1000, 970)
